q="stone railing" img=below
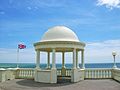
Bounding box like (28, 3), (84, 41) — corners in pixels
(85, 68), (112, 79)
(1, 68), (116, 81)
(112, 68), (120, 82)
(57, 69), (71, 76)
(15, 68), (113, 79)
(15, 68), (34, 79)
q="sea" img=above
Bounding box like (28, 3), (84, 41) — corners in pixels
(0, 63), (120, 69)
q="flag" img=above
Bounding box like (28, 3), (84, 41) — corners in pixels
(18, 44), (26, 49)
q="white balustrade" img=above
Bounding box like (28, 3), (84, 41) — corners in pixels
(14, 68), (113, 79)
(57, 69), (71, 76)
(15, 68), (34, 79)
(85, 68), (112, 79)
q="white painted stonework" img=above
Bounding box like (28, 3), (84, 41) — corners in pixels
(34, 26), (85, 83)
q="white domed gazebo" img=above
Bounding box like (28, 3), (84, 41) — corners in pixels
(34, 26), (85, 83)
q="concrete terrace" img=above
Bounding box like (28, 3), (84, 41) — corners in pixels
(0, 79), (120, 90)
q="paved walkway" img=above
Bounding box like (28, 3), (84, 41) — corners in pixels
(0, 79), (120, 90)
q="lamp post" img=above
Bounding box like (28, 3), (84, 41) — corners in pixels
(112, 51), (117, 68)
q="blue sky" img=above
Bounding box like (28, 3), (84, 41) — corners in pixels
(0, 0), (120, 63)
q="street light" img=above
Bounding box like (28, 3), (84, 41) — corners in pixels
(112, 51), (117, 68)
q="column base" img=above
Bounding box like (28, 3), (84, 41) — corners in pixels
(35, 67), (41, 70)
(71, 68), (85, 82)
(34, 69), (57, 83)
(46, 66), (51, 70)
(51, 68), (57, 83)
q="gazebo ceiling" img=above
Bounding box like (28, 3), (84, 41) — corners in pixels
(40, 26), (80, 42)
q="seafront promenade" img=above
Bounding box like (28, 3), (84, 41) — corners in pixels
(0, 79), (120, 90)
(0, 68), (120, 90)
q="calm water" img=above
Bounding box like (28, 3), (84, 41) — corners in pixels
(0, 63), (120, 69)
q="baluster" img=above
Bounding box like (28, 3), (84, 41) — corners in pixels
(19, 70), (22, 77)
(106, 70), (108, 78)
(102, 70), (104, 78)
(100, 70), (101, 78)
(103, 70), (105, 78)
(92, 70), (94, 78)
(30, 70), (32, 77)
(85, 70), (86, 78)
(96, 70), (98, 78)
(94, 70), (96, 78)
(109, 70), (111, 78)
(89, 70), (91, 78)
(21, 70), (23, 78)
(108, 70), (110, 78)
(70, 69), (71, 76)
(106, 70), (107, 78)
(86, 70), (88, 78)
(104, 70), (106, 78)
(23, 70), (25, 77)
(90, 70), (92, 78)
(97, 70), (99, 78)
(91, 70), (93, 78)
(24, 70), (26, 78)
(105, 70), (107, 78)
(29, 70), (30, 77)
(27, 70), (29, 77)
(24, 70), (26, 77)
(88, 70), (90, 78)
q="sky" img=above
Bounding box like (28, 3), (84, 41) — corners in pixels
(0, 0), (120, 64)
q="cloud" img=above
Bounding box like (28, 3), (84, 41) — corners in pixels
(0, 39), (120, 63)
(97, 0), (120, 9)
(85, 39), (120, 63)
(0, 48), (35, 63)
(0, 11), (5, 15)
(27, 7), (32, 10)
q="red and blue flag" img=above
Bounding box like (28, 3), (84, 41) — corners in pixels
(18, 44), (26, 49)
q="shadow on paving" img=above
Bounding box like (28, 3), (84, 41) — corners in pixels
(16, 78), (73, 87)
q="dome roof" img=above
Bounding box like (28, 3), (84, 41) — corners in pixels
(41, 26), (79, 42)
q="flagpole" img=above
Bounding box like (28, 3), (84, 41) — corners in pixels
(17, 47), (19, 68)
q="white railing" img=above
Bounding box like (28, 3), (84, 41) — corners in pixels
(85, 68), (112, 79)
(57, 69), (71, 76)
(15, 68), (113, 79)
(15, 68), (34, 79)
(66, 69), (71, 76)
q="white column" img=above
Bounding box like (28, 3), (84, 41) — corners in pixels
(76, 51), (79, 68)
(47, 52), (50, 69)
(36, 50), (40, 69)
(73, 48), (76, 69)
(52, 49), (56, 69)
(81, 50), (85, 69)
(62, 52), (65, 68)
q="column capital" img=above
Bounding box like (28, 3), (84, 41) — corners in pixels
(35, 49), (40, 51)
(81, 49), (84, 51)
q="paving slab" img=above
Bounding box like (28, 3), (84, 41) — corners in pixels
(0, 79), (120, 90)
